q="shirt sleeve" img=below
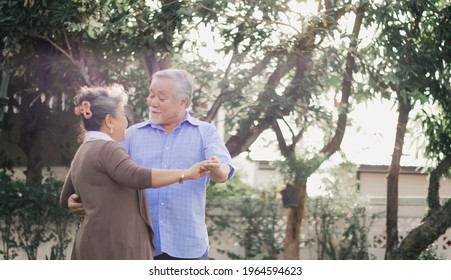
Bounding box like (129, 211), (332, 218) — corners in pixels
(204, 123), (235, 179)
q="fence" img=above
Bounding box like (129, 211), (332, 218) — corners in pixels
(1, 189), (450, 260)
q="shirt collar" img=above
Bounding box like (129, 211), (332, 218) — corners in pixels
(136, 112), (201, 130)
(84, 131), (115, 142)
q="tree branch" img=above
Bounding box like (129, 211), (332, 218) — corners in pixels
(30, 34), (78, 66)
(320, 5), (365, 155)
(225, 56), (296, 157)
(203, 50), (280, 123)
(427, 154), (451, 212)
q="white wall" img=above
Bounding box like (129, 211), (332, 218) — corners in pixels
(359, 172), (451, 198)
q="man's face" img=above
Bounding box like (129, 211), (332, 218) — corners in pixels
(147, 77), (186, 126)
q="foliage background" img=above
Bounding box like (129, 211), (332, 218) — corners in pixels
(0, 0), (450, 260)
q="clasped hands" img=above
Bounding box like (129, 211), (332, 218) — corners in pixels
(199, 156), (221, 173)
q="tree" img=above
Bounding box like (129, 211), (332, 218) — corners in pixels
(364, 0), (451, 259)
(0, 0), (195, 183)
(390, 3), (451, 259)
(274, 3), (365, 259)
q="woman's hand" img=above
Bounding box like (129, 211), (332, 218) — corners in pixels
(185, 160), (215, 180)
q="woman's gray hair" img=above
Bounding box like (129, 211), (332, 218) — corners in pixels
(151, 69), (193, 108)
(74, 85), (127, 138)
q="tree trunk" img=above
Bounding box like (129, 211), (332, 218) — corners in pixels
(17, 94), (48, 184)
(391, 155), (451, 259)
(18, 39), (52, 184)
(385, 96), (411, 259)
(392, 200), (451, 259)
(283, 181), (307, 259)
(23, 129), (44, 184)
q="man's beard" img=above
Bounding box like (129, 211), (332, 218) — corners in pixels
(149, 111), (162, 124)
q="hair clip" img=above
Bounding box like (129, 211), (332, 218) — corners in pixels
(74, 100), (92, 119)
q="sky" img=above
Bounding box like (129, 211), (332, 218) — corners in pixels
(247, 96), (427, 166)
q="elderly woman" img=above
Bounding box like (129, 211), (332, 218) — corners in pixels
(60, 85), (211, 260)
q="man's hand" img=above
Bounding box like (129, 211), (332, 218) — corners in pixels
(202, 156), (230, 183)
(68, 193), (85, 221)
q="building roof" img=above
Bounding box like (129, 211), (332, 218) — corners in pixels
(357, 164), (426, 175)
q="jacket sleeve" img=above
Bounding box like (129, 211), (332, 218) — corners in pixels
(60, 170), (75, 208)
(99, 141), (153, 190)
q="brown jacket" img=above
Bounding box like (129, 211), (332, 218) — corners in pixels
(60, 140), (154, 260)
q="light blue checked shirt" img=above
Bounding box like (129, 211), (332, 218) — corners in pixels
(122, 113), (234, 259)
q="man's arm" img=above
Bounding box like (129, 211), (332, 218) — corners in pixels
(68, 193), (86, 221)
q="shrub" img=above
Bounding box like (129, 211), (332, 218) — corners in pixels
(0, 172), (77, 259)
(206, 174), (285, 259)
